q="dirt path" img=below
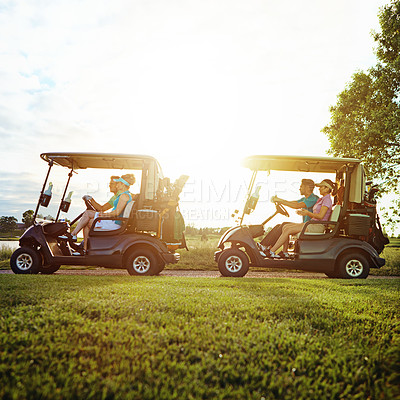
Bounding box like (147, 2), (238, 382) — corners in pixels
(1, 268), (397, 279)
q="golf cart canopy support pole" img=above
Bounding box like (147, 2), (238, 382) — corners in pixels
(239, 170), (257, 225)
(33, 159), (53, 223)
(56, 168), (74, 222)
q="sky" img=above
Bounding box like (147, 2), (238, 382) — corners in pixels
(0, 0), (394, 231)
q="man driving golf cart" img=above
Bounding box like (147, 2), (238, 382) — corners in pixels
(258, 178), (318, 257)
(10, 153), (188, 276)
(215, 155), (387, 279)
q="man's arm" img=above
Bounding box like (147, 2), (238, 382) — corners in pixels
(271, 196), (305, 210)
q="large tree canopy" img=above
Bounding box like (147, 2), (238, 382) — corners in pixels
(322, 0), (400, 231)
(0, 216), (18, 234)
(22, 210), (34, 228)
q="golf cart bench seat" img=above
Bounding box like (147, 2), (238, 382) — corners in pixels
(294, 205), (341, 239)
(92, 200), (136, 233)
(91, 202), (162, 234)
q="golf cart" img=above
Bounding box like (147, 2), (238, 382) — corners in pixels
(10, 153), (188, 275)
(215, 155), (388, 278)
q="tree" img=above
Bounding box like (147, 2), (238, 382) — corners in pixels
(22, 210), (34, 228)
(322, 0), (400, 231)
(0, 216), (18, 234)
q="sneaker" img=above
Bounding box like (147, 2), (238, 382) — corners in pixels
(267, 250), (281, 259)
(72, 250), (86, 256)
(256, 242), (267, 251)
(278, 251), (290, 259)
(59, 233), (77, 242)
(257, 242), (268, 257)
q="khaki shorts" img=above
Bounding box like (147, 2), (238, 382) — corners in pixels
(305, 224), (325, 233)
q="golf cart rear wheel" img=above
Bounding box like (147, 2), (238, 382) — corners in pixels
(10, 247), (41, 274)
(126, 249), (158, 276)
(218, 248), (249, 277)
(337, 253), (369, 279)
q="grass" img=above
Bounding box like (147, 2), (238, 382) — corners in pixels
(0, 244), (13, 269)
(0, 276), (398, 399)
(171, 234), (221, 270)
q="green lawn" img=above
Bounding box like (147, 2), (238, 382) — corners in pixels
(0, 276), (398, 399)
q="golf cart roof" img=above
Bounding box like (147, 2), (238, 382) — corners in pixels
(40, 152), (160, 170)
(242, 155), (361, 173)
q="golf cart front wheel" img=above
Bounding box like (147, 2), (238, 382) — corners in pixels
(337, 253), (370, 279)
(10, 247), (41, 274)
(126, 249), (158, 276)
(218, 248), (249, 277)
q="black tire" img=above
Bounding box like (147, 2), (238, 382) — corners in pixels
(154, 262), (166, 276)
(10, 247), (41, 274)
(324, 272), (338, 278)
(39, 265), (61, 274)
(126, 248), (158, 276)
(218, 248), (249, 277)
(337, 253), (370, 279)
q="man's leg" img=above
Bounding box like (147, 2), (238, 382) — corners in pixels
(260, 224), (283, 248)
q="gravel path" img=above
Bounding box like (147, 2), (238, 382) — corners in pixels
(1, 268), (397, 279)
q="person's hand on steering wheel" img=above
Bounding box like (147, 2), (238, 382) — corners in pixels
(82, 195), (96, 211)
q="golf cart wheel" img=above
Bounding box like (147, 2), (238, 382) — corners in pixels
(10, 247), (41, 274)
(126, 248), (158, 276)
(39, 265), (61, 274)
(154, 262), (166, 276)
(324, 272), (338, 278)
(218, 248), (249, 277)
(337, 253), (370, 279)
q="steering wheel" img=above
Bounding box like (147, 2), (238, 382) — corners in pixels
(275, 202), (289, 217)
(84, 197), (96, 211)
(69, 197), (96, 227)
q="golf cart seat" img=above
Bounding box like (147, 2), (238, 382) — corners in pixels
(91, 200), (136, 234)
(290, 205), (341, 242)
(298, 205), (341, 238)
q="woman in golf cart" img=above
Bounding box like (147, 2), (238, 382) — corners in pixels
(83, 175), (121, 212)
(67, 174), (135, 254)
(266, 179), (336, 258)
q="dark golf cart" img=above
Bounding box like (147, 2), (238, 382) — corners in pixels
(10, 153), (188, 275)
(215, 155), (388, 278)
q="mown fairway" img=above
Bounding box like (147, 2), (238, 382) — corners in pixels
(0, 275), (399, 399)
